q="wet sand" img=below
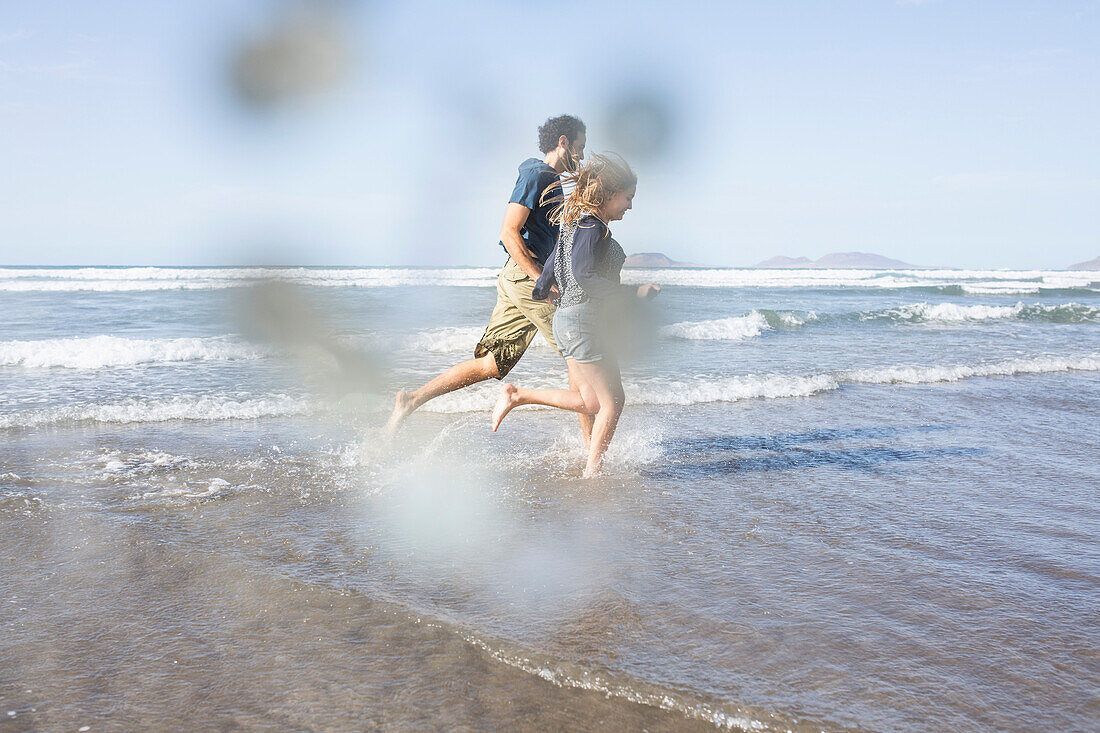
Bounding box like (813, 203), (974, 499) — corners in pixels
(1, 505), (819, 732)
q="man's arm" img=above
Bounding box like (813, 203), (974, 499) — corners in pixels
(499, 203), (544, 280)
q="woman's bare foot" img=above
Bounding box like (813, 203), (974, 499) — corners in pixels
(490, 383), (520, 432)
(384, 390), (417, 435)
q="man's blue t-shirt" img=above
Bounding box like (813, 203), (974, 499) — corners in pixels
(498, 158), (560, 266)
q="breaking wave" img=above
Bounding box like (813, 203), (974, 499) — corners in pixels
(420, 354), (1100, 412)
(4, 266), (1099, 293)
(0, 335), (268, 369)
(869, 302), (1100, 324)
(658, 302), (1097, 341)
(628, 374), (839, 403)
(660, 312), (772, 341)
(0, 394), (313, 429)
(3, 355), (1096, 428)
(842, 354), (1100, 385)
(400, 326), (485, 353)
(0, 267), (499, 292)
(877, 303), (1020, 322)
(620, 267), (1100, 293)
(397, 326), (551, 353)
(418, 353), (1100, 413)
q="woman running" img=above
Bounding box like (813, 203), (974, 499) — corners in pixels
(490, 153), (660, 477)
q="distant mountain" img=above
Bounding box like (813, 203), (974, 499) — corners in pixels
(624, 252), (694, 268)
(755, 251), (920, 269)
(815, 252), (916, 268)
(756, 255), (814, 268)
(1068, 256), (1100, 270)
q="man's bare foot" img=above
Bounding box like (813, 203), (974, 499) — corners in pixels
(490, 383), (520, 432)
(385, 390), (417, 435)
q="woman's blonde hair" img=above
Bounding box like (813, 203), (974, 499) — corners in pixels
(542, 153), (637, 228)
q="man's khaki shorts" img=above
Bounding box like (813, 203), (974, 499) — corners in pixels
(474, 257), (560, 377)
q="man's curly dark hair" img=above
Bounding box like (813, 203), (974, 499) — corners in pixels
(537, 114), (586, 153)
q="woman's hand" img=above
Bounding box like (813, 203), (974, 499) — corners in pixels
(636, 283), (661, 299)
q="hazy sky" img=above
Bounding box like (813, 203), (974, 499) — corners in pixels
(1, 0), (1098, 268)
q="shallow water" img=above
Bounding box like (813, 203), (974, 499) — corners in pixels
(2, 266), (1098, 731)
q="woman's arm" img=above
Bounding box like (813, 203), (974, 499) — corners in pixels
(531, 248), (558, 301)
(571, 222), (623, 300)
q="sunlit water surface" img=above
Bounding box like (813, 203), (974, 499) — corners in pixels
(2, 266), (1098, 731)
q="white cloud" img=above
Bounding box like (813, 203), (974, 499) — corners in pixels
(0, 29), (33, 44)
(931, 171), (1100, 192)
(932, 171), (1037, 188)
(24, 59), (95, 75)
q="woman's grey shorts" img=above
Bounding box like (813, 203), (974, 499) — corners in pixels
(552, 303), (605, 363)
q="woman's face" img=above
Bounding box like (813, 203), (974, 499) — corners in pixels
(602, 186), (636, 222)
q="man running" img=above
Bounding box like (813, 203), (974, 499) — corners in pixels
(386, 115), (588, 434)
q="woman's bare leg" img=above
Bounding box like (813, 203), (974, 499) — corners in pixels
(491, 364), (599, 431)
(573, 360), (624, 478)
(569, 359), (596, 446)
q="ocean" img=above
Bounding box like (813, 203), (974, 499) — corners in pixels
(2, 265), (1098, 731)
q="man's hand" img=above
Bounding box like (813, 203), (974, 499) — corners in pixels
(500, 203), (544, 280)
(636, 283), (661, 299)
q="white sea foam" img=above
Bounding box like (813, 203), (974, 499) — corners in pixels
(400, 326), (484, 353)
(130, 478), (236, 502)
(0, 279), (241, 292)
(419, 373), (840, 413)
(1020, 302), (1100, 323)
(629, 374), (840, 404)
(4, 355), (1096, 428)
(858, 301), (1100, 324)
(0, 394), (313, 429)
(620, 267), (1100, 292)
(525, 423), (668, 472)
(419, 354), (1100, 412)
(3, 266), (1098, 293)
(371, 302), (1096, 359)
(398, 326), (552, 353)
(0, 335), (268, 369)
(461, 633), (767, 731)
(100, 450), (194, 473)
(777, 310), (816, 327)
(603, 424), (668, 467)
(959, 283), (1041, 295)
(843, 354), (1100, 385)
(0, 267), (499, 292)
(660, 312), (770, 341)
(420, 382), (512, 413)
(883, 302), (1024, 322)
